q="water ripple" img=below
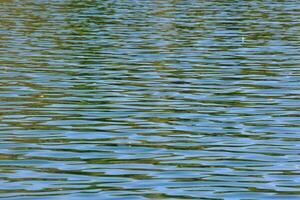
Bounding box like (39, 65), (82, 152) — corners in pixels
(0, 0), (300, 199)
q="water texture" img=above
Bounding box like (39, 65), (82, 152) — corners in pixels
(0, 0), (300, 199)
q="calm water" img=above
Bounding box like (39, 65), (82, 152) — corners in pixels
(1, 0), (300, 199)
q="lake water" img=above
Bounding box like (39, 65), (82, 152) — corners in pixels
(1, 0), (300, 199)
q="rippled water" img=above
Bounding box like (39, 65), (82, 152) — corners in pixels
(1, 0), (300, 199)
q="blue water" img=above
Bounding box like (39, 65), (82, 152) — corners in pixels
(0, 0), (300, 199)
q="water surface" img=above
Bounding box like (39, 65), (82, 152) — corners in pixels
(1, 0), (300, 199)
